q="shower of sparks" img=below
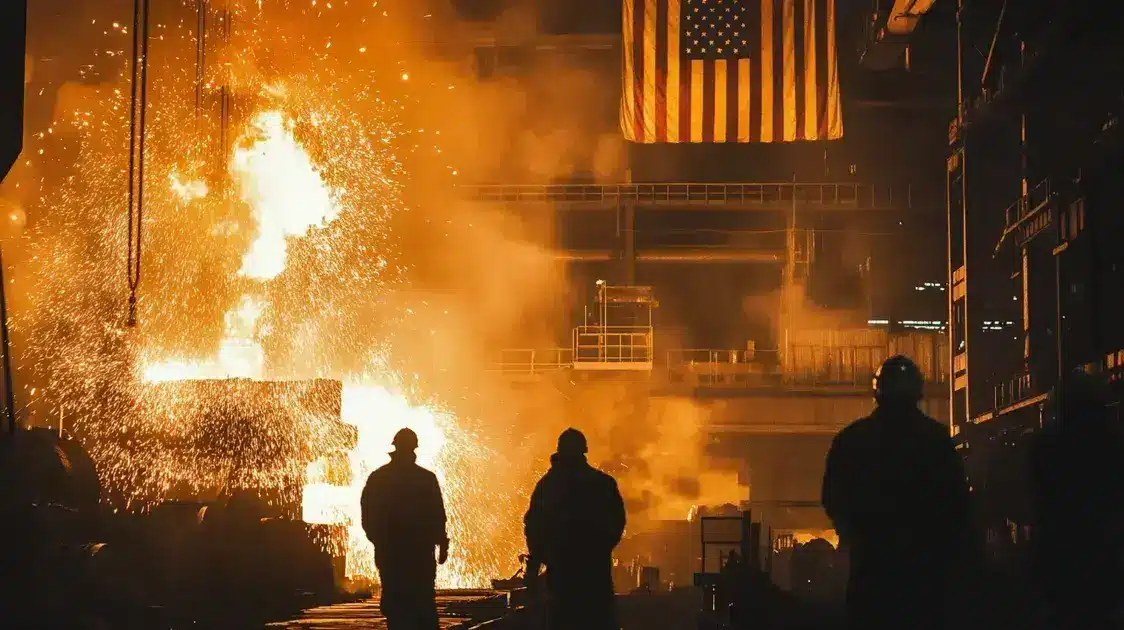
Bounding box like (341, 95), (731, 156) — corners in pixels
(17, 0), (520, 587)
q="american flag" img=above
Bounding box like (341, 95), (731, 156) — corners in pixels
(621, 0), (843, 143)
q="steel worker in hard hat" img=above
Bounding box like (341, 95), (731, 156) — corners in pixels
(524, 428), (626, 630)
(1030, 369), (1124, 628)
(361, 428), (449, 630)
(821, 355), (978, 630)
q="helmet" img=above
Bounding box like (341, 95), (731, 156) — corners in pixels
(873, 355), (925, 405)
(392, 428), (419, 451)
(556, 428), (588, 456)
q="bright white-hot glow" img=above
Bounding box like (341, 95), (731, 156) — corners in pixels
(169, 173), (209, 202)
(233, 111), (341, 281)
(303, 382), (454, 579)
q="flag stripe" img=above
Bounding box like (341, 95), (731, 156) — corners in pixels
(633, 0), (646, 142)
(680, 50), (692, 142)
(714, 60), (727, 142)
(793, 0), (805, 141)
(826, 0), (841, 138)
(736, 58), (750, 142)
(814, 0), (829, 139)
(655, 0), (669, 142)
(728, 59), (737, 142)
(667, 0), (680, 142)
(643, 0), (658, 141)
(621, 0), (843, 143)
(773, 0), (785, 143)
(621, 0), (637, 141)
(803, 0), (816, 140)
(750, 0), (764, 142)
(702, 60), (715, 142)
(690, 59), (704, 142)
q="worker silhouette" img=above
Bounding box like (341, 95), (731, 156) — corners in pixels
(822, 355), (977, 630)
(524, 428), (626, 630)
(361, 428), (449, 630)
(1030, 370), (1124, 629)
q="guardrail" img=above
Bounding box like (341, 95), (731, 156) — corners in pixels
(572, 325), (653, 367)
(993, 371), (1037, 410)
(495, 348), (573, 376)
(668, 345), (949, 388)
(492, 343), (950, 386)
(462, 182), (908, 210)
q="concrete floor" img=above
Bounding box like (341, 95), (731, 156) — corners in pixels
(265, 592), (510, 629)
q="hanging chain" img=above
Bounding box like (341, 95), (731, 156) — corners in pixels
(195, 0), (207, 117)
(126, 0), (151, 327)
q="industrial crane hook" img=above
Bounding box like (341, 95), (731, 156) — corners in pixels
(125, 0), (151, 328)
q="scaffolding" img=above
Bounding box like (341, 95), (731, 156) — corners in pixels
(572, 283), (657, 371)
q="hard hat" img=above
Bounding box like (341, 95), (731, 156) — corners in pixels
(392, 428), (419, 451)
(873, 355), (925, 405)
(556, 428), (588, 456)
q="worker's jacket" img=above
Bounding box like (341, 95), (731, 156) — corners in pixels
(524, 453), (626, 573)
(822, 405), (977, 583)
(361, 451), (448, 564)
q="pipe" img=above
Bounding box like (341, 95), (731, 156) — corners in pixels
(557, 249), (786, 263)
(704, 424), (847, 436)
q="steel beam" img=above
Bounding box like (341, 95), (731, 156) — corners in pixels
(557, 249), (785, 263)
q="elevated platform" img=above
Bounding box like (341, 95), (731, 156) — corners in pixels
(554, 248), (786, 263)
(461, 182), (908, 212)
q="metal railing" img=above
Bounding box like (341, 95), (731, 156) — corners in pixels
(785, 344), (886, 386)
(572, 325), (653, 365)
(494, 348), (573, 375)
(997, 179), (1053, 252)
(494, 342), (951, 385)
(666, 349), (777, 385)
(994, 371), (1035, 410)
(667, 344), (950, 388)
(462, 182), (907, 210)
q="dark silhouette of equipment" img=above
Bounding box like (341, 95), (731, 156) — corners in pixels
(0, 0), (26, 181)
(0, 0), (26, 435)
(1030, 369), (1124, 628)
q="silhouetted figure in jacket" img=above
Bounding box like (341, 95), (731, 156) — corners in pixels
(1030, 370), (1124, 629)
(361, 428), (449, 630)
(822, 355), (977, 630)
(525, 428), (626, 630)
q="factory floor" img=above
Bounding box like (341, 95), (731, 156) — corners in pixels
(263, 590), (703, 630)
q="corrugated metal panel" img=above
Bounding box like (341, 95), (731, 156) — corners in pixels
(888, 332), (948, 383)
(787, 328), (888, 349)
(783, 329), (949, 385)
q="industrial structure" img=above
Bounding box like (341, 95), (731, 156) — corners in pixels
(21, 0), (1124, 626)
(945, 0), (1123, 561)
(447, 7), (949, 538)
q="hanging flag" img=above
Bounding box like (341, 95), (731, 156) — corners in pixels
(621, 0), (843, 143)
